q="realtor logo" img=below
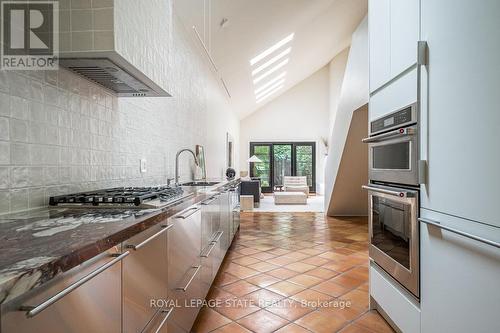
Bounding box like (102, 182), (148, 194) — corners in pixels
(1, 0), (58, 70)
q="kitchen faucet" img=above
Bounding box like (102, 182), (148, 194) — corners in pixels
(174, 148), (199, 185)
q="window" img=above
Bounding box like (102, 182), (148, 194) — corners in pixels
(249, 142), (316, 193)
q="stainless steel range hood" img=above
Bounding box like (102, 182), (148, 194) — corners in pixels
(58, 1), (171, 97)
(59, 56), (169, 97)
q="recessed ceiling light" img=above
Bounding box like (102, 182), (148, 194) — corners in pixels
(256, 84), (284, 103)
(252, 48), (291, 76)
(253, 59), (289, 84)
(255, 80), (284, 98)
(250, 33), (294, 66)
(254, 73), (286, 94)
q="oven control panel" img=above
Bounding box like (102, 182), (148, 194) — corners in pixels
(371, 103), (417, 135)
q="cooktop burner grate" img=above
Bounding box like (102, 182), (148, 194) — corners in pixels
(49, 186), (186, 207)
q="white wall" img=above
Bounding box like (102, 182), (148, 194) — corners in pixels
(239, 66), (330, 193)
(328, 48), (350, 138)
(0, 10), (239, 215)
(324, 16), (369, 214)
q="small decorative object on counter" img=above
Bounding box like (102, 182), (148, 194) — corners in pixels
(226, 167), (236, 180)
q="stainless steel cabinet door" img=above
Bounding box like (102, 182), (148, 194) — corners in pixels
(219, 191), (231, 252)
(168, 206), (203, 333)
(200, 201), (214, 298)
(123, 222), (170, 333)
(1, 247), (124, 333)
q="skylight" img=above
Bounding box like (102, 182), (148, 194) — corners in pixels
(252, 48), (291, 76)
(250, 33), (294, 104)
(250, 33), (294, 66)
(255, 80), (284, 100)
(256, 85), (284, 104)
(253, 59), (289, 84)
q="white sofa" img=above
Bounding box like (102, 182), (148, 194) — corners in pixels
(283, 176), (310, 196)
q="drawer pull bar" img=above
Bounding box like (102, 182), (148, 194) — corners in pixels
(419, 217), (500, 249)
(20, 251), (130, 318)
(153, 308), (174, 333)
(143, 307), (174, 333)
(175, 206), (201, 219)
(126, 225), (172, 251)
(212, 231), (224, 244)
(201, 242), (217, 258)
(201, 196), (218, 205)
(176, 265), (201, 292)
(201, 231), (224, 258)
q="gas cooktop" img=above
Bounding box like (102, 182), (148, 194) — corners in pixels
(49, 186), (193, 209)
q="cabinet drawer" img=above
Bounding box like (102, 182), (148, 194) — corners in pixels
(420, 210), (500, 333)
(1, 247), (124, 333)
(123, 222), (170, 333)
(167, 206), (203, 332)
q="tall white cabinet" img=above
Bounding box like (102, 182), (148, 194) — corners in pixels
(369, 0), (500, 332)
(419, 1), (500, 332)
(420, 0), (500, 228)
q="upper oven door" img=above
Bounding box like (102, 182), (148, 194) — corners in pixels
(364, 125), (419, 186)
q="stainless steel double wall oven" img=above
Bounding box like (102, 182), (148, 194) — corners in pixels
(363, 103), (420, 298)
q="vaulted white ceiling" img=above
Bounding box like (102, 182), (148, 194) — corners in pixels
(174, 0), (368, 119)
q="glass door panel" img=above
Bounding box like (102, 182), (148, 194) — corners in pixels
(295, 144), (315, 191)
(371, 196), (411, 269)
(250, 144), (272, 192)
(273, 144), (292, 188)
(250, 142), (316, 193)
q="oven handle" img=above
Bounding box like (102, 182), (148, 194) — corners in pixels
(362, 127), (416, 143)
(362, 185), (416, 198)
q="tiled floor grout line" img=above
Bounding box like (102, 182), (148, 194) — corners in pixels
(194, 213), (393, 333)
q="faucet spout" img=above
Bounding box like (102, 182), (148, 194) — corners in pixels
(175, 148), (199, 185)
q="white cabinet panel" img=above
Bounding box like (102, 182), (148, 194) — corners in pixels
(369, 68), (417, 121)
(420, 209), (500, 333)
(370, 264), (421, 333)
(369, 0), (391, 92)
(390, 0), (419, 76)
(420, 0), (500, 227)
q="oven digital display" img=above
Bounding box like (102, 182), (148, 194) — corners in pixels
(383, 117), (395, 127)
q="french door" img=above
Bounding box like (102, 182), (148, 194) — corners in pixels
(249, 142), (316, 193)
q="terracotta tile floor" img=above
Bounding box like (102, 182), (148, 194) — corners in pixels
(192, 212), (395, 333)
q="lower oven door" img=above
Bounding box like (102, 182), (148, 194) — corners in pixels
(364, 184), (420, 297)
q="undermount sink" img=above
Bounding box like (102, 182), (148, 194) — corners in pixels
(181, 181), (220, 187)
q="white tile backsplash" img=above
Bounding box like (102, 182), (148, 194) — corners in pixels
(0, 10), (237, 215)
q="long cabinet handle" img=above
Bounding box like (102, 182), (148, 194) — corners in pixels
(201, 231), (224, 258)
(419, 217), (500, 249)
(176, 265), (201, 292)
(362, 127), (416, 143)
(175, 206), (201, 219)
(201, 242), (217, 258)
(212, 231), (224, 244)
(153, 308), (174, 333)
(20, 251), (130, 318)
(362, 185), (416, 198)
(143, 307), (174, 333)
(201, 197), (218, 205)
(126, 225), (172, 251)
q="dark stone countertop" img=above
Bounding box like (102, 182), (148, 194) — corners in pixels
(0, 179), (239, 306)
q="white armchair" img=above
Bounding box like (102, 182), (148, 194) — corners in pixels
(283, 176), (310, 196)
